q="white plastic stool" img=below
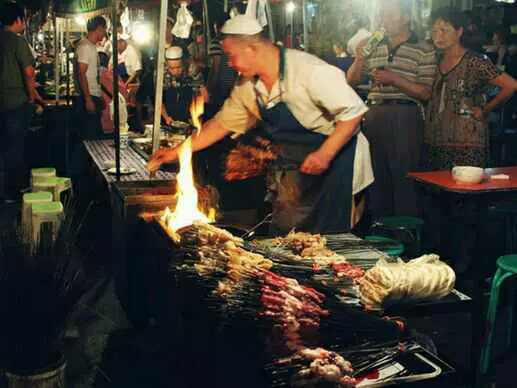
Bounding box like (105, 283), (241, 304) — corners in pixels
(31, 201), (64, 243)
(31, 168), (56, 190)
(52, 177), (72, 202)
(22, 191), (53, 241)
(32, 176), (72, 202)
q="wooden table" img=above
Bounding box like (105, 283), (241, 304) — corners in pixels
(408, 166), (517, 385)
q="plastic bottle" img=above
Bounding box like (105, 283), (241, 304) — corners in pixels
(362, 29), (386, 58)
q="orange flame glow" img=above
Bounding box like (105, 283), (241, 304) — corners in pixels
(161, 95), (214, 239)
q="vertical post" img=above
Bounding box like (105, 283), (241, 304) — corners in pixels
(54, 17), (60, 103)
(203, 0), (211, 69)
(224, 0), (228, 13)
(302, 0), (308, 51)
(112, 0), (121, 179)
(152, 0), (169, 153)
(265, 0), (275, 42)
(66, 18), (70, 105)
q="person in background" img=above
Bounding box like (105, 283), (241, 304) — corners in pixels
(206, 15), (238, 114)
(161, 46), (206, 125)
(0, 2), (36, 203)
(74, 16), (107, 140)
(424, 7), (517, 170)
(114, 34), (142, 88)
(463, 10), (485, 54)
(165, 17), (175, 49)
(492, 26), (509, 70)
(347, 0), (437, 219)
(99, 52), (128, 134)
(327, 38), (354, 73)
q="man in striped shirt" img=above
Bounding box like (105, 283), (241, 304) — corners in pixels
(348, 0), (437, 219)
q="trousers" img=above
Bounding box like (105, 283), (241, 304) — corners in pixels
(362, 104), (423, 219)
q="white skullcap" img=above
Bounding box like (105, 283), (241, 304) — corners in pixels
(221, 14), (263, 36)
(165, 46), (183, 60)
(118, 33), (131, 41)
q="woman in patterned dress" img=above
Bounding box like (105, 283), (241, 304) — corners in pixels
(424, 7), (517, 170)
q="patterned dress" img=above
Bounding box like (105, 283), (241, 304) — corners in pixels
(424, 50), (501, 169)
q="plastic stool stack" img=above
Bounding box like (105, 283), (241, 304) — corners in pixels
(31, 201), (64, 243)
(22, 191), (53, 241)
(26, 167), (71, 244)
(480, 255), (517, 376)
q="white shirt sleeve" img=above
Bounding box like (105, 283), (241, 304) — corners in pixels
(76, 43), (91, 66)
(127, 46), (142, 74)
(308, 64), (368, 123)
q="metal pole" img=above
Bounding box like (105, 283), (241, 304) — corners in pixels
(302, 0), (308, 51)
(203, 0), (211, 69)
(112, 0), (121, 179)
(152, 0), (169, 153)
(66, 18), (70, 105)
(265, 0), (275, 42)
(54, 18), (60, 103)
(224, 0), (228, 13)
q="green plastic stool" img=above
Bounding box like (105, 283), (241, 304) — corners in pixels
(365, 235), (405, 257)
(31, 167), (56, 188)
(370, 216), (424, 255)
(480, 255), (517, 375)
(22, 191), (53, 241)
(31, 201), (64, 243)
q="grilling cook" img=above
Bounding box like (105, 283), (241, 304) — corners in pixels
(148, 15), (374, 234)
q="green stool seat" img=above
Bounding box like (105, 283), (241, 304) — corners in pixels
(31, 201), (64, 243)
(480, 255), (517, 376)
(370, 216), (424, 255)
(22, 192), (53, 241)
(365, 236), (405, 257)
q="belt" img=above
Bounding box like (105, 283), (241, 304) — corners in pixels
(367, 99), (417, 106)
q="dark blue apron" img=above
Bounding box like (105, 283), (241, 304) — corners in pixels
(116, 62), (129, 83)
(163, 77), (194, 123)
(259, 46), (357, 234)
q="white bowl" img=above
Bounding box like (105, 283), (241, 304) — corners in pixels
(451, 166), (484, 184)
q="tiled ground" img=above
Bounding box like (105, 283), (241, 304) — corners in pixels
(0, 200), (516, 388)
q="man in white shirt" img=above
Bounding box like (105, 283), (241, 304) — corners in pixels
(74, 16), (107, 140)
(149, 15), (373, 233)
(116, 34), (142, 87)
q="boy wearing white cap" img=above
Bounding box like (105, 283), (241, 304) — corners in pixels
(161, 46), (205, 125)
(150, 15), (373, 233)
(115, 34), (142, 87)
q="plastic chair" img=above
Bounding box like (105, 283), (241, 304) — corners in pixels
(31, 167), (56, 189)
(480, 255), (517, 375)
(364, 235), (405, 257)
(370, 216), (424, 255)
(31, 201), (64, 243)
(32, 176), (72, 202)
(22, 191), (53, 241)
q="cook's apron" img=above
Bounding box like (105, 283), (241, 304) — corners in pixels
(116, 62), (129, 83)
(259, 46), (357, 234)
(163, 79), (194, 123)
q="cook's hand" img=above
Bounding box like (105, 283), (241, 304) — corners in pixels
(300, 151), (332, 175)
(371, 69), (400, 86)
(85, 98), (96, 113)
(164, 116), (174, 126)
(147, 147), (178, 173)
(471, 106), (485, 121)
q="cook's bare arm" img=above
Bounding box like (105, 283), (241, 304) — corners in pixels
(147, 118), (231, 171)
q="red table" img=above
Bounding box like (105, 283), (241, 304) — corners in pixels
(408, 166), (517, 194)
(408, 166), (517, 384)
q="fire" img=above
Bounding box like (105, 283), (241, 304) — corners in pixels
(161, 95), (215, 240)
(190, 94), (204, 136)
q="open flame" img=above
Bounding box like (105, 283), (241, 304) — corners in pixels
(161, 95), (215, 239)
